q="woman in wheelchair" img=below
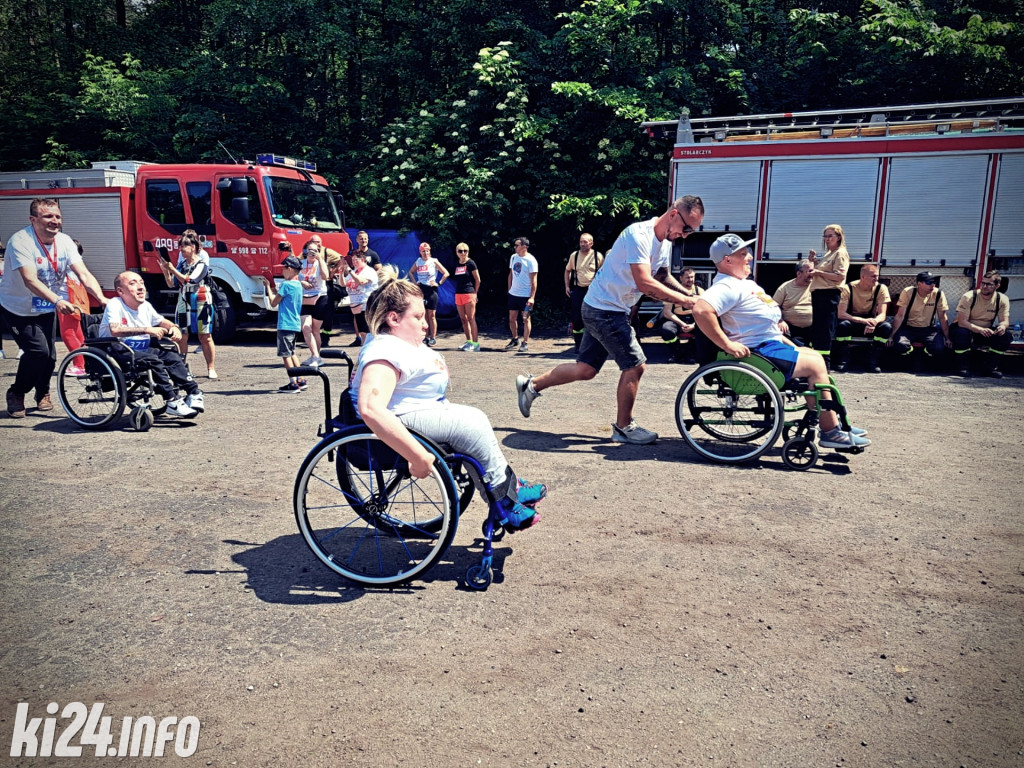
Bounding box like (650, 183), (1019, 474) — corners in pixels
(99, 271), (203, 419)
(351, 272), (546, 530)
(693, 235), (869, 450)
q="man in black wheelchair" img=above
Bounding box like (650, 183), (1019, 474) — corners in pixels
(98, 271), (203, 419)
(692, 234), (870, 451)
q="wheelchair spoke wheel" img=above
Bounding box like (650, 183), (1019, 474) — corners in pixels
(57, 348), (126, 430)
(676, 362), (784, 463)
(295, 429), (459, 586)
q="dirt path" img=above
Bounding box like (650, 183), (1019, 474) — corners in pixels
(2, 329), (1022, 767)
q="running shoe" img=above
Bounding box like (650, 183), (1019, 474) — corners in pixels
(819, 428), (871, 449)
(516, 374), (538, 418)
(186, 391), (205, 413)
(496, 498), (541, 531)
(279, 381), (302, 393)
(611, 420), (657, 445)
(516, 478), (547, 505)
(166, 397), (198, 418)
(504, 338), (520, 351)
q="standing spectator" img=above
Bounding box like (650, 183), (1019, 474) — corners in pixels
(407, 242), (449, 347)
(952, 270), (1011, 378)
(341, 251), (379, 345)
(344, 230), (382, 346)
(515, 196), (705, 444)
(160, 233), (218, 380)
(0, 240), (6, 359)
(772, 260), (814, 347)
(564, 233), (604, 352)
(888, 271), (951, 366)
(259, 250), (307, 393)
(348, 230), (381, 271)
(298, 238), (330, 367)
(0, 198), (106, 418)
(321, 250), (345, 347)
(452, 242), (481, 351)
(834, 263), (892, 373)
(807, 224), (849, 370)
(506, 236), (538, 353)
(56, 239), (91, 377)
(658, 266), (705, 362)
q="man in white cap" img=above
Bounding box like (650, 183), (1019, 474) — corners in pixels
(515, 196), (705, 444)
(692, 233), (869, 450)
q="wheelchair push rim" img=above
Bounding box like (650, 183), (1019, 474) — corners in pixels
(294, 428), (460, 587)
(675, 360), (785, 464)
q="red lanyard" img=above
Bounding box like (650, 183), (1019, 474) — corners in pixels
(33, 232), (60, 275)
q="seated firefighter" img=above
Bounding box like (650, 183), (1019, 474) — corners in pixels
(951, 270), (1012, 378)
(99, 271), (203, 418)
(834, 263), (892, 373)
(658, 266), (705, 362)
(772, 260), (814, 347)
(691, 234), (870, 451)
(887, 271), (951, 368)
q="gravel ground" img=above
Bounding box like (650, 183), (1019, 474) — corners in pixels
(1, 327), (1022, 768)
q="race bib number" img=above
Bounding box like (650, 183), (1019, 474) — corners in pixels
(124, 338), (151, 351)
(32, 296), (55, 312)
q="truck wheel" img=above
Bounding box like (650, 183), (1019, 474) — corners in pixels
(213, 295), (238, 344)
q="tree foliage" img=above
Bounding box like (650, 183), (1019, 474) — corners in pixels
(1, 0), (1021, 290)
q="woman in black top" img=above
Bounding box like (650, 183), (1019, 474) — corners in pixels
(452, 242), (481, 351)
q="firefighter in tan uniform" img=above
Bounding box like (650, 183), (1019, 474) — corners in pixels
(772, 260), (814, 347)
(887, 271), (951, 366)
(951, 270), (1011, 378)
(834, 263), (892, 373)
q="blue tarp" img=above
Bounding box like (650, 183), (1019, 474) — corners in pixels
(347, 229), (456, 316)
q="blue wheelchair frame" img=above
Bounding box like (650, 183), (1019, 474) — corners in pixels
(289, 353), (512, 590)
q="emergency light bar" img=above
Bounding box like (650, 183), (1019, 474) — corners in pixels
(256, 154), (317, 171)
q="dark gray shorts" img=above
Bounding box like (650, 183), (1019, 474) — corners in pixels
(277, 330), (299, 358)
(578, 304), (646, 373)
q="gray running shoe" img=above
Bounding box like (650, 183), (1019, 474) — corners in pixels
(611, 420), (657, 444)
(819, 428), (871, 449)
(516, 374), (538, 418)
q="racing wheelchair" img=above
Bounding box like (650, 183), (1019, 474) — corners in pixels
(290, 352), (519, 590)
(675, 353), (864, 470)
(55, 313), (181, 432)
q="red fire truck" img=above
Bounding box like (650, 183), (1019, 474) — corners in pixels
(0, 154), (351, 341)
(642, 97), (1024, 328)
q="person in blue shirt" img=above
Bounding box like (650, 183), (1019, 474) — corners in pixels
(260, 247), (307, 393)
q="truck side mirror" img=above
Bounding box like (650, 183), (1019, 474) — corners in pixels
(230, 178), (249, 196)
(231, 197), (250, 224)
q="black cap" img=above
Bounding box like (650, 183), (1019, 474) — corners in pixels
(281, 255), (302, 270)
(916, 271), (936, 284)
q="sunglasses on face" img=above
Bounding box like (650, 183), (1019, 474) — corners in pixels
(457, 249), (468, 253)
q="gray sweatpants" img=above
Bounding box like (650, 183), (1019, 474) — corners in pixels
(400, 402), (509, 487)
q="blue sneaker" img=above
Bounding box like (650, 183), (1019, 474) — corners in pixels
(516, 478), (547, 505)
(497, 498), (540, 531)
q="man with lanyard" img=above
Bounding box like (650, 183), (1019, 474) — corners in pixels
(0, 198), (106, 418)
(563, 233), (604, 352)
(887, 271), (951, 365)
(692, 234), (870, 451)
(100, 271), (201, 418)
(516, 196), (704, 445)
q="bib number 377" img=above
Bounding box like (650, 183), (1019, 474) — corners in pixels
(10, 702), (200, 758)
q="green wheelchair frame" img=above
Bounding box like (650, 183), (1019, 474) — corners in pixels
(674, 352), (862, 470)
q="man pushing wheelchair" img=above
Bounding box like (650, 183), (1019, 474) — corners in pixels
(691, 234), (870, 451)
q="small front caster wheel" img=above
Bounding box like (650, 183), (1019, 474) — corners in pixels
(465, 564), (492, 590)
(781, 437), (818, 471)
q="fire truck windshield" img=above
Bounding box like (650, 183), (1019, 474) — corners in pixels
(264, 176), (342, 231)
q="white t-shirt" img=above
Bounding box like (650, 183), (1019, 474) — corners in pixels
(411, 258), (439, 286)
(584, 218), (670, 313)
(99, 297), (165, 350)
(345, 265), (379, 307)
(700, 274), (784, 347)
(350, 333), (449, 418)
(0, 227), (82, 316)
(508, 253), (538, 298)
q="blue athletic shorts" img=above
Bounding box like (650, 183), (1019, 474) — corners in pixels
(751, 339), (799, 381)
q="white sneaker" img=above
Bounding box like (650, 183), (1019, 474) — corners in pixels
(467, 342), (481, 352)
(186, 391), (205, 413)
(611, 420), (658, 444)
(166, 397), (198, 419)
(0, 350), (5, 359)
(458, 341), (473, 351)
(303, 355), (322, 368)
(207, 368), (218, 380)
